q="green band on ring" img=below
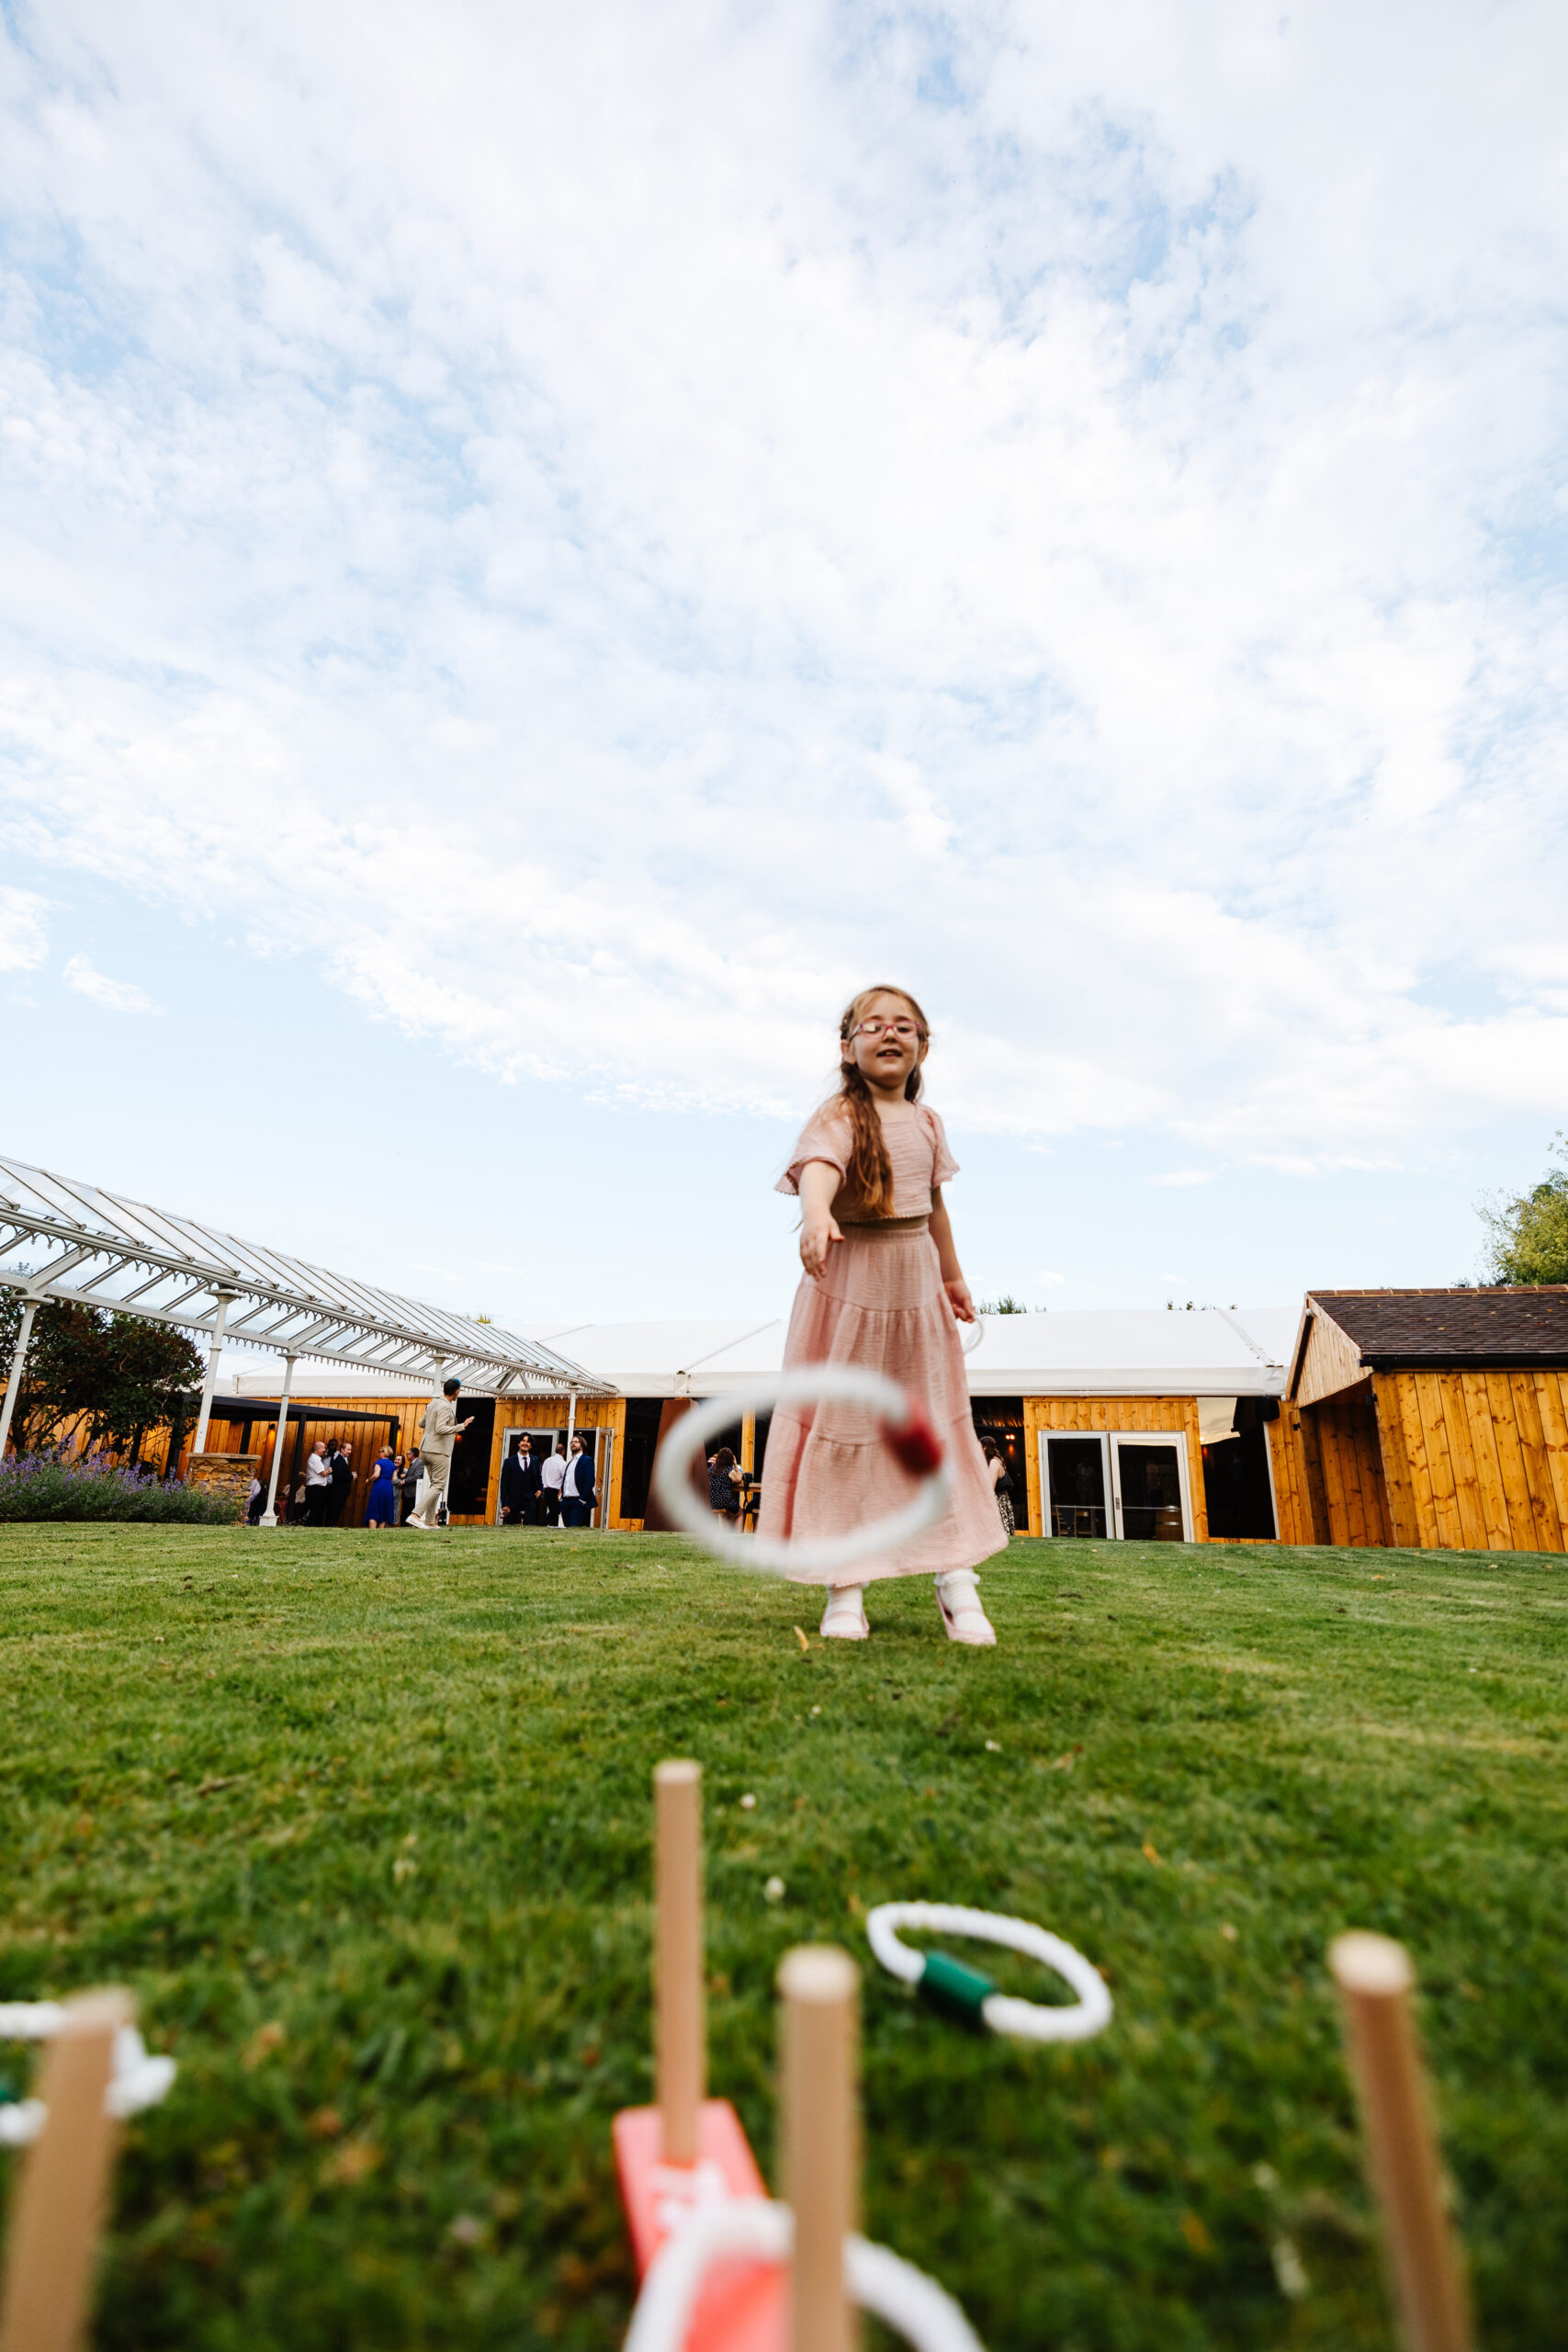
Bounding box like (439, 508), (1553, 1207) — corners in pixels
(919, 1950), (996, 2025)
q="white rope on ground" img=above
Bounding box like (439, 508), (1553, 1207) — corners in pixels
(866, 1904), (1113, 2043)
(0, 2005), (176, 2145)
(651, 1368), (950, 1578)
(623, 2198), (986, 2352)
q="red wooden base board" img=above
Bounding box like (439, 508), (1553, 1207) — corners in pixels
(612, 2101), (785, 2352)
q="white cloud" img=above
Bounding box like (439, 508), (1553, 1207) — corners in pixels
(0, 2), (1565, 1160)
(0, 887), (48, 974)
(62, 955), (162, 1015)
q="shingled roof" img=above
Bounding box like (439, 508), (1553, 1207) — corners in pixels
(1308, 1286), (1568, 1368)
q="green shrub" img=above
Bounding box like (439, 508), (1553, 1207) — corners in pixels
(0, 1453), (238, 1524)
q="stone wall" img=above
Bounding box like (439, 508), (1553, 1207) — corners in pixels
(186, 1452), (260, 1517)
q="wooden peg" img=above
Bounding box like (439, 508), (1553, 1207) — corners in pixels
(778, 1944), (859, 2352)
(0, 1987), (133, 2352)
(653, 1759), (704, 2165)
(1330, 1932), (1472, 2352)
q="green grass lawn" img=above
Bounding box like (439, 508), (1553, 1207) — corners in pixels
(2, 1525), (1565, 2352)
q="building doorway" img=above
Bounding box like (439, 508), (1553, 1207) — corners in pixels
(1043, 1435), (1109, 1538)
(1040, 1430), (1194, 1542)
(1199, 1397), (1279, 1539)
(497, 1423), (613, 1528)
(447, 1396), (497, 1517)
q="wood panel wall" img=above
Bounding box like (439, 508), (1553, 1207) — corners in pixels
(1373, 1368), (1568, 1554)
(1293, 1309), (1368, 1408)
(1300, 1379), (1393, 1548)
(1021, 1396), (1208, 1542)
(1266, 1410), (1315, 1546)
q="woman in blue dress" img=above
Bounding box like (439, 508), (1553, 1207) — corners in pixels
(365, 1448), (398, 1530)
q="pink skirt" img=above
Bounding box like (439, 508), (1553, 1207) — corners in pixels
(758, 1221), (1009, 1586)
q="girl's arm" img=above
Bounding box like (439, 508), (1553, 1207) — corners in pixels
(929, 1187), (976, 1322)
(797, 1159), (844, 1279)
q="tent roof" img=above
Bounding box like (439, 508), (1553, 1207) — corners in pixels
(0, 1152), (611, 1396)
(511, 1305), (1294, 1398)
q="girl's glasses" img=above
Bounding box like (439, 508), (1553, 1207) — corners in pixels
(850, 1018), (920, 1039)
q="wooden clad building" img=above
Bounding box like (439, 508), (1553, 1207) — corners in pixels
(1272, 1287), (1568, 1553)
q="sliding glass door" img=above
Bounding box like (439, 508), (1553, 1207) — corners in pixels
(1041, 1429), (1193, 1543)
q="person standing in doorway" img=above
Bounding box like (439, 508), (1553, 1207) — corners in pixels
(400, 1450), (422, 1527)
(406, 1380), (473, 1531)
(560, 1431), (597, 1527)
(501, 1432), (543, 1526)
(539, 1440), (567, 1526)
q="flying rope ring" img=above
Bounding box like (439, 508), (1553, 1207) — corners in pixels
(650, 1368), (949, 1578)
(865, 1904), (1113, 2043)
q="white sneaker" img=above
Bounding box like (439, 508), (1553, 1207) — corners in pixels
(820, 1587), (870, 1640)
(935, 1571), (996, 1646)
(405, 1515), (431, 1532)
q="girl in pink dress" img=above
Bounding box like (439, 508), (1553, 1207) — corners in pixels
(759, 986), (1006, 1644)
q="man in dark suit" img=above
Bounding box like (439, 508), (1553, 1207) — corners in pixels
(500, 1432), (543, 1526)
(328, 1440), (355, 1526)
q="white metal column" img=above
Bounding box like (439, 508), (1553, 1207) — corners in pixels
(258, 1354), (298, 1527)
(190, 1290), (234, 1458)
(0, 1301), (38, 1462)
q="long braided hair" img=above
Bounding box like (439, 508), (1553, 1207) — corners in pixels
(833, 986), (931, 1217)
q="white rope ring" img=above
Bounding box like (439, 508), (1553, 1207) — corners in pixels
(959, 1317), (984, 1355)
(0, 2004), (177, 2145)
(650, 1369), (949, 1577)
(624, 2199), (986, 2352)
(866, 1904), (1112, 2043)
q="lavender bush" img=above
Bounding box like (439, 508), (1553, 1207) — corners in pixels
(0, 1450), (239, 1524)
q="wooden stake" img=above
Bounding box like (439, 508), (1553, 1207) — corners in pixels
(0, 1987), (132, 2352)
(1330, 1932), (1472, 2352)
(653, 1759), (704, 2165)
(778, 1944), (859, 2352)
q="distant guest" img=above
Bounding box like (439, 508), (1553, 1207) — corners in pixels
(560, 1431), (597, 1529)
(501, 1432), (543, 1527)
(540, 1440), (567, 1526)
(707, 1446), (743, 1522)
(365, 1448), (398, 1530)
(304, 1441), (333, 1527)
(329, 1442), (354, 1526)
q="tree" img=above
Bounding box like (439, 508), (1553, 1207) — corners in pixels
(1479, 1136), (1568, 1286)
(974, 1295), (1032, 1314)
(0, 1295), (202, 1463)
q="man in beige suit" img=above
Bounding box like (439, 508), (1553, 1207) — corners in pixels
(406, 1377), (474, 1530)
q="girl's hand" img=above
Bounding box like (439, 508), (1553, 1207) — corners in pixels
(945, 1276), (976, 1323)
(800, 1211), (843, 1278)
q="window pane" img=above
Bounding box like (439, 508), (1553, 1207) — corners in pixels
(1117, 1442), (1185, 1541)
(1046, 1437), (1106, 1539)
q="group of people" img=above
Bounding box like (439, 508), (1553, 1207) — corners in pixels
(242, 1385), (604, 1532)
(498, 1429), (598, 1527)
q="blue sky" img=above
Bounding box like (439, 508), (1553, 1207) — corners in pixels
(2, 1), (1565, 1330)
